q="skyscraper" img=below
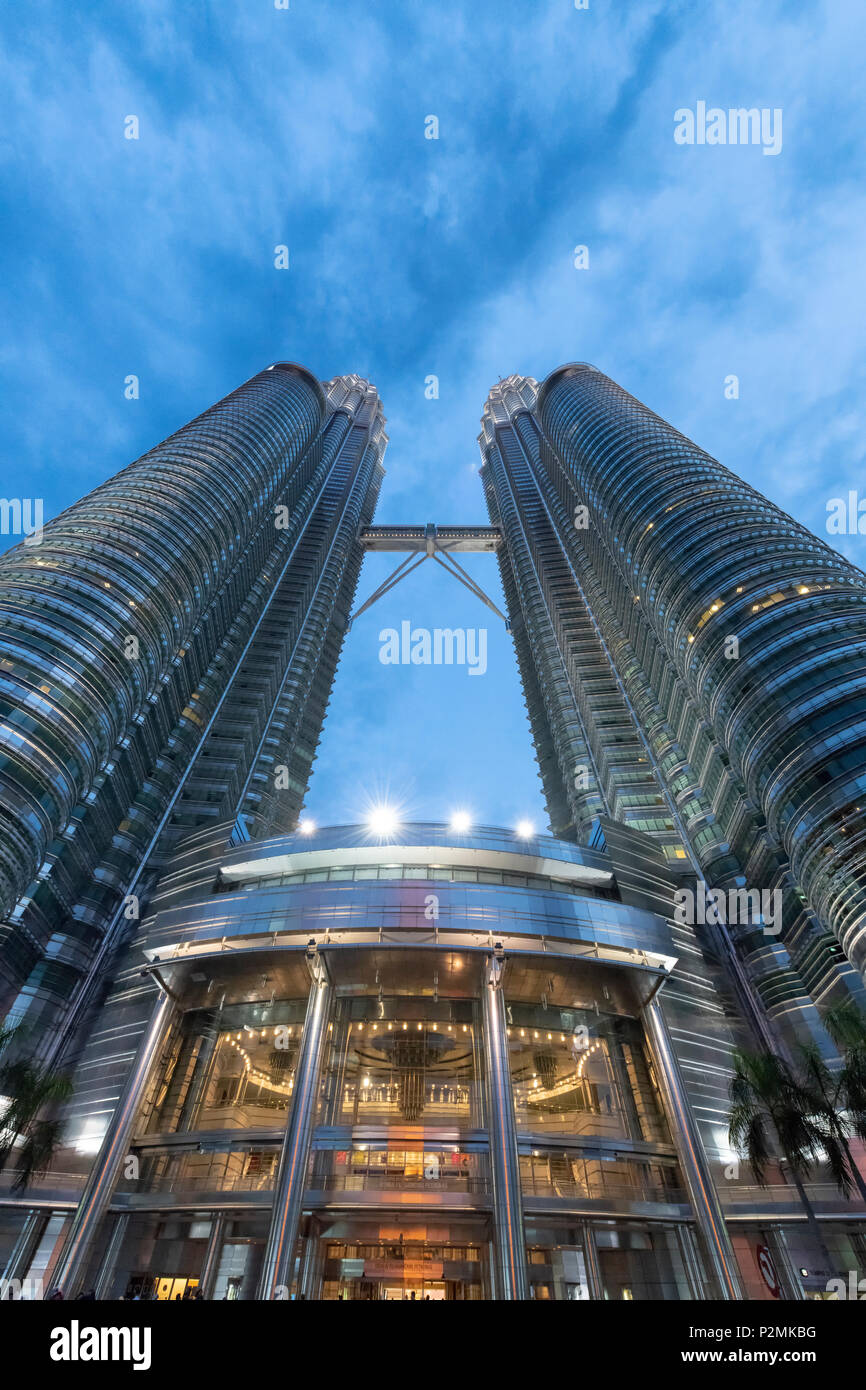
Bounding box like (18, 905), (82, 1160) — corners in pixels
(0, 365), (386, 1051)
(480, 366), (866, 1051)
(0, 362), (864, 1303)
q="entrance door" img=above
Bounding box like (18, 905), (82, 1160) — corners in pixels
(321, 1238), (484, 1300)
(379, 1280), (448, 1300)
(154, 1276), (200, 1301)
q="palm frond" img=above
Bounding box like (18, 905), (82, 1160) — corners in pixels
(13, 1119), (67, 1192)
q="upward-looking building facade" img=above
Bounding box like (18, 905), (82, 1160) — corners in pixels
(0, 365), (386, 1054)
(0, 361), (865, 1302)
(480, 366), (866, 1051)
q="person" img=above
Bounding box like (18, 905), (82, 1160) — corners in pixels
(46, 1288), (64, 1301)
(76, 1288), (97, 1301)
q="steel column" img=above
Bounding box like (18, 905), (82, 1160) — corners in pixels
(481, 954), (529, 1300)
(199, 1213), (226, 1299)
(53, 985), (175, 1295)
(177, 1012), (220, 1132)
(93, 1213), (129, 1300)
(676, 1222), (708, 1300)
(1, 1210), (49, 1295)
(257, 956), (332, 1300)
(642, 995), (743, 1300)
(298, 1216), (324, 1301)
(770, 1227), (806, 1301)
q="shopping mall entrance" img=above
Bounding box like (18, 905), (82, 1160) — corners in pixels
(126, 1273), (201, 1301)
(316, 1219), (489, 1300)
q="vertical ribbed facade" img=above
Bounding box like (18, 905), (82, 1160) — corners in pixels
(2, 360), (864, 1303)
(0, 365), (386, 1047)
(481, 365), (866, 1047)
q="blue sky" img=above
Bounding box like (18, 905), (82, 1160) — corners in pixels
(1, 0), (865, 834)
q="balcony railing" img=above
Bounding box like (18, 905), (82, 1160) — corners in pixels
(520, 1169), (686, 1207)
(720, 1181), (865, 1211)
(312, 1173), (489, 1195)
(0, 1169), (87, 1195)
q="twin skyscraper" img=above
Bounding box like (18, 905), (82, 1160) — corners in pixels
(2, 361), (863, 1063)
(2, 358), (866, 1300)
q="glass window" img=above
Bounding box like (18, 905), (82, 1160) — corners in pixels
(506, 1004), (665, 1143)
(318, 998), (483, 1128)
(144, 1000), (309, 1135)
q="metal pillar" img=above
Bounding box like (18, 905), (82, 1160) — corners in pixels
(257, 951), (332, 1300)
(1, 1210), (49, 1295)
(642, 995), (743, 1300)
(676, 1222), (708, 1301)
(581, 1222), (603, 1301)
(321, 1003), (349, 1126)
(93, 1213), (129, 1301)
(177, 1013), (220, 1131)
(770, 1227), (806, 1301)
(481, 953), (528, 1300)
(199, 1213), (226, 1299)
(53, 984), (175, 1296)
(298, 1216), (324, 1301)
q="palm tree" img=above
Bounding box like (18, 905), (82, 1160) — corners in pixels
(728, 1048), (836, 1276)
(0, 1024), (73, 1191)
(824, 1001), (866, 1124)
(809, 1001), (866, 1203)
(795, 1041), (866, 1205)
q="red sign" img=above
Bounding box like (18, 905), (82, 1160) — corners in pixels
(756, 1243), (781, 1298)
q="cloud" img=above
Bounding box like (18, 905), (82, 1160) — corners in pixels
(1, 0), (863, 821)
